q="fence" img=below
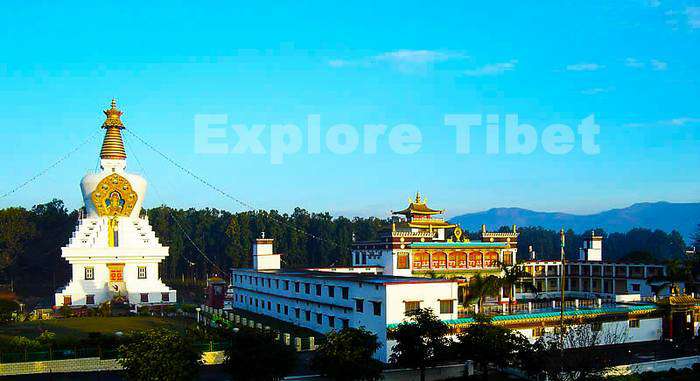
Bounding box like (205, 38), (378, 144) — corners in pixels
(458, 298), (615, 318)
(198, 305), (323, 352)
(0, 342), (226, 364)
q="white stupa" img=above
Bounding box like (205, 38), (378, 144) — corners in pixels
(54, 100), (176, 308)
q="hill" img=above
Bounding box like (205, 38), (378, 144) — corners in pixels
(450, 201), (700, 241)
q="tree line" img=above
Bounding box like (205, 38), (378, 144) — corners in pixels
(0, 199), (696, 299)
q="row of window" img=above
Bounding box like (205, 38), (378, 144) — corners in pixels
(62, 292), (170, 306)
(531, 319), (641, 338)
(235, 293), (351, 329)
(233, 274), (352, 300)
(84, 266), (148, 280)
(405, 300), (454, 314)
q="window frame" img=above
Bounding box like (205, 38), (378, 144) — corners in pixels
(372, 301), (381, 316)
(137, 266), (147, 280)
(404, 301), (421, 314)
(439, 299), (454, 314)
(355, 298), (364, 313)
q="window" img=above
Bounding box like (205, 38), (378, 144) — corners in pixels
(328, 315), (335, 328)
(342, 319), (349, 329)
(84, 267), (94, 280)
(532, 326), (544, 338)
(631, 283), (641, 292)
(592, 322), (602, 332)
(295, 282), (300, 293)
(284, 280), (289, 290)
(140, 293), (149, 303)
(295, 308), (300, 318)
(341, 287), (349, 299)
(355, 299), (364, 313)
(439, 300), (454, 314)
(629, 319), (640, 328)
(316, 313), (323, 324)
(316, 284), (322, 296)
(372, 301), (382, 316)
(275, 279), (279, 289)
(305, 311), (311, 321)
(137, 266), (147, 279)
(267, 301), (271, 310)
(328, 286), (335, 297)
(304, 283), (310, 294)
(161, 292), (170, 302)
(86, 294), (95, 305)
(277, 304), (281, 313)
(404, 301), (421, 314)
(63, 295), (72, 306)
(397, 253), (410, 269)
(284, 305), (289, 315)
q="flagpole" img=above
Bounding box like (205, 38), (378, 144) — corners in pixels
(559, 228), (566, 349)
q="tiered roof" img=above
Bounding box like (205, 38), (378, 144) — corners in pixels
(100, 99), (127, 160)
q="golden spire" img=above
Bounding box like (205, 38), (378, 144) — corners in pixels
(100, 99), (127, 160)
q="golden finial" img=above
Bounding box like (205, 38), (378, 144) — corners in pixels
(100, 99), (127, 160)
(415, 191), (422, 203)
(102, 98), (124, 129)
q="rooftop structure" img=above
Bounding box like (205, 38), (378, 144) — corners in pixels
(353, 194), (518, 307)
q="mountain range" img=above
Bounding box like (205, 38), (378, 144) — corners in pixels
(450, 202), (700, 243)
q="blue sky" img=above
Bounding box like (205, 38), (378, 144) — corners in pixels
(0, 1), (698, 218)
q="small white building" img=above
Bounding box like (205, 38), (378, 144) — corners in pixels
(517, 232), (671, 300)
(231, 236), (459, 361)
(54, 100), (176, 308)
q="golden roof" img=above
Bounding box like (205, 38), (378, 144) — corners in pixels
(657, 294), (698, 306)
(393, 192), (444, 216)
(408, 220), (456, 229)
(100, 99), (127, 160)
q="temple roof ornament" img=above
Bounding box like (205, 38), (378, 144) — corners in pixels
(100, 99), (127, 160)
(392, 191), (444, 217)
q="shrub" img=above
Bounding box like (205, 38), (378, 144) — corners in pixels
(223, 327), (296, 381)
(311, 327), (384, 381)
(137, 305), (151, 316)
(118, 328), (202, 381)
(58, 305), (73, 318)
(0, 299), (20, 323)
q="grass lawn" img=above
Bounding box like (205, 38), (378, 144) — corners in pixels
(0, 316), (193, 340)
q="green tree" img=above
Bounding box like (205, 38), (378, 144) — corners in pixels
(467, 273), (500, 311)
(497, 261), (533, 313)
(117, 328), (202, 381)
(455, 320), (529, 380)
(311, 327), (384, 381)
(0, 207), (37, 276)
(390, 308), (450, 381)
(525, 324), (625, 381)
(0, 299), (20, 323)
(223, 327), (297, 381)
